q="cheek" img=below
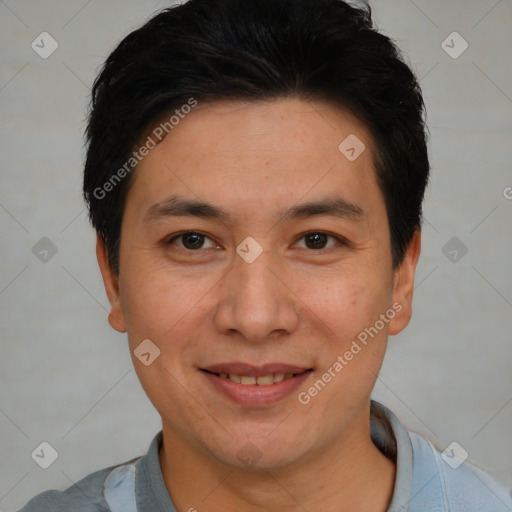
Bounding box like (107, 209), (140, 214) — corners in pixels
(119, 262), (204, 346)
(307, 280), (392, 410)
(294, 271), (392, 342)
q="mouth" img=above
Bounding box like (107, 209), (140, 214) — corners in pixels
(199, 363), (313, 406)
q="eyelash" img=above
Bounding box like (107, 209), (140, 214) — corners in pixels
(166, 231), (347, 254)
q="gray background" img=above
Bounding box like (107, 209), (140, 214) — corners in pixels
(0, 0), (511, 510)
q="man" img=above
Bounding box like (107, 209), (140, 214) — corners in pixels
(17, 0), (512, 510)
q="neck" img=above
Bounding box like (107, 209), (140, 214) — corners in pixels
(159, 403), (396, 512)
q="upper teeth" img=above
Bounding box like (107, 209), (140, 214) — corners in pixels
(219, 373), (295, 385)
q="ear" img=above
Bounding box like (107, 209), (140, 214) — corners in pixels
(388, 229), (421, 336)
(96, 234), (127, 333)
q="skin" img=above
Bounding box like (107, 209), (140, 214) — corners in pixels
(97, 98), (421, 512)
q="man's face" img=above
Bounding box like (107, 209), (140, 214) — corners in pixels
(99, 98), (419, 469)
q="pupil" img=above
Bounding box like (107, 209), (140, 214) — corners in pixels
(184, 233), (204, 249)
(306, 233), (327, 249)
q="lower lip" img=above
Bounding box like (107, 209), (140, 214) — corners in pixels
(201, 370), (312, 407)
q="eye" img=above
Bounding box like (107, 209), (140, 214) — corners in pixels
(294, 232), (343, 251)
(166, 231), (344, 253)
(167, 231), (220, 251)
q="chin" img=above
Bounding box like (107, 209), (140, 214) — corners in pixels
(206, 428), (313, 471)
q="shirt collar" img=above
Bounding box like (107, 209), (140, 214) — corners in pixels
(135, 431), (177, 512)
(370, 400), (414, 511)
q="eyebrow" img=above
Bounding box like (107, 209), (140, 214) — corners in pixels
(144, 194), (365, 223)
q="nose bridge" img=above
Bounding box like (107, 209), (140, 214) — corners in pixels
(236, 255), (277, 308)
(214, 249), (299, 341)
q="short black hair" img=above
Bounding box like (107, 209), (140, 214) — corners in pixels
(84, 0), (430, 273)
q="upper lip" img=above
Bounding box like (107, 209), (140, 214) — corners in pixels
(201, 363), (312, 377)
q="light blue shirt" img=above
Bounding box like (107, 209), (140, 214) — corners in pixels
(15, 401), (512, 511)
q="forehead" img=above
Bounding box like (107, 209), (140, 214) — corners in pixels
(164, 98), (373, 156)
(126, 98), (382, 223)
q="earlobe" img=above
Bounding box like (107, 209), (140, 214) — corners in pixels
(96, 234), (127, 333)
(388, 229), (421, 336)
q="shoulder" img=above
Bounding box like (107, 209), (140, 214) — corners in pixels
(408, 431), (512, 512)
(14, 459), (138, 512)
(15, 466), (110, 512)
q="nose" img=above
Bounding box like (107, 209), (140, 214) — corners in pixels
(213, 250), (300, 343)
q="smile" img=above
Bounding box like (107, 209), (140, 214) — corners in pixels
(200, 364), (313, 407)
